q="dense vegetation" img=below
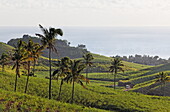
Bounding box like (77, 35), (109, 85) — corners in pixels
(1, 68), (170, 112)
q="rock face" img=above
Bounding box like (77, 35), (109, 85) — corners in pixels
(7, 35), (88, 59)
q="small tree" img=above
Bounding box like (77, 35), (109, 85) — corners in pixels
(83, 53), (94, 85)
(109, 57), (124, 90)
(53, 57), (71, 100)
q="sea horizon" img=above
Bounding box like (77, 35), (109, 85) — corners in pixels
(1, 26), (170, 59)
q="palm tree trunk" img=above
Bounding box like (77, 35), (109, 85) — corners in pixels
(14, 61), (19, 92)
(58, 79), (63, 100)
(24, 61), (30, 93)
(86, 66), (88, 85)
(49, 48), (52, 99)
(163, 82), (166, 96)
(71, 81), (75, 103)
(113, 72), (116, 90)
(2, 64), (4, 72)
(32, 59), (36, 76)
(114, 70), (117, 90)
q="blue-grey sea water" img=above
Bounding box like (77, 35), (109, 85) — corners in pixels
(0, 26), (170, 59)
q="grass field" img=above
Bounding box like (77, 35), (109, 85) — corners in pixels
(1, 66), (170, 112)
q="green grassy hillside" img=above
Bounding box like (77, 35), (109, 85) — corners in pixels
(1, 67), (170, 112)
(0, 42), (14, 56)
(0, 89), (109, 112)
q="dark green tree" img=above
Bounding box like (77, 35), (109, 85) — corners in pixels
(83, 53), (94, 85)
(109, 57), (124, 90)
(36, 24), (63, 99)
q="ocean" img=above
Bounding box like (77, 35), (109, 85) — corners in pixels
(1, 26), (170, 59)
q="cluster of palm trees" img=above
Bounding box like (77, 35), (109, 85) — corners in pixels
(11, 39), (43, 93)
(53, 57), (90, 103)
(0, 24), (127, 103)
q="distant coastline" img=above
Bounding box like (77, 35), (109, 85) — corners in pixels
(1, 26), (170, 59)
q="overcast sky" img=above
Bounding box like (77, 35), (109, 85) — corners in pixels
(1, 0), (170, 26)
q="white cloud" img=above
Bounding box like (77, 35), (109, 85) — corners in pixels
(1, 0), (170, 26)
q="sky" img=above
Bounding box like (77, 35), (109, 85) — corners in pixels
(1, 0), (170, 26)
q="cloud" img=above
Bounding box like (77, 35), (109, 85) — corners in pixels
(1, 0), (170, 11)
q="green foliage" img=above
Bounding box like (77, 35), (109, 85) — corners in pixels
(1, 68), (170, 111)
(0, 89), (108, 112)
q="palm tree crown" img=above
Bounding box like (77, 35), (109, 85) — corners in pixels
(83, 53), (94, 84)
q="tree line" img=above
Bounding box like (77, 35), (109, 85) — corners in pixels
(114, 54), (168, 66)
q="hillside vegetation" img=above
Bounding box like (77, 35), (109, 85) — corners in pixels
(1, 67), (170, 112)
(7, 35), (88, 59)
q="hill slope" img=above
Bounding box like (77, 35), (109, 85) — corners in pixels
(0, 42), (14, 56)
(0, 88), (109, 112)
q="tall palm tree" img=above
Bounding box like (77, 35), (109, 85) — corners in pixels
(83, 53), (94, 85)
(64, 59), (89, 103)
(109, 57), (124, 90)
(0, 53), (9, 72)
(36, 24), (63, 99)
(53, 57), (71, 100)
(12, 40), (27, 92)
(155, 72), (170, 96)
(24, 39), (41, 93)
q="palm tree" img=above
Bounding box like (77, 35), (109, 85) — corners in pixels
(0, 53), (9, 72)
(32, 44), (44, 75)
(109, 57), (124, 90)
(155, 72), (170, 96)
(36, 24), (63, 99)
(24, 39), (41, 93)
(53, 57), (71, 100)
(12, 40), (27, 92)
(64, 59), (89, 103)
(83, 53), (94, 85)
